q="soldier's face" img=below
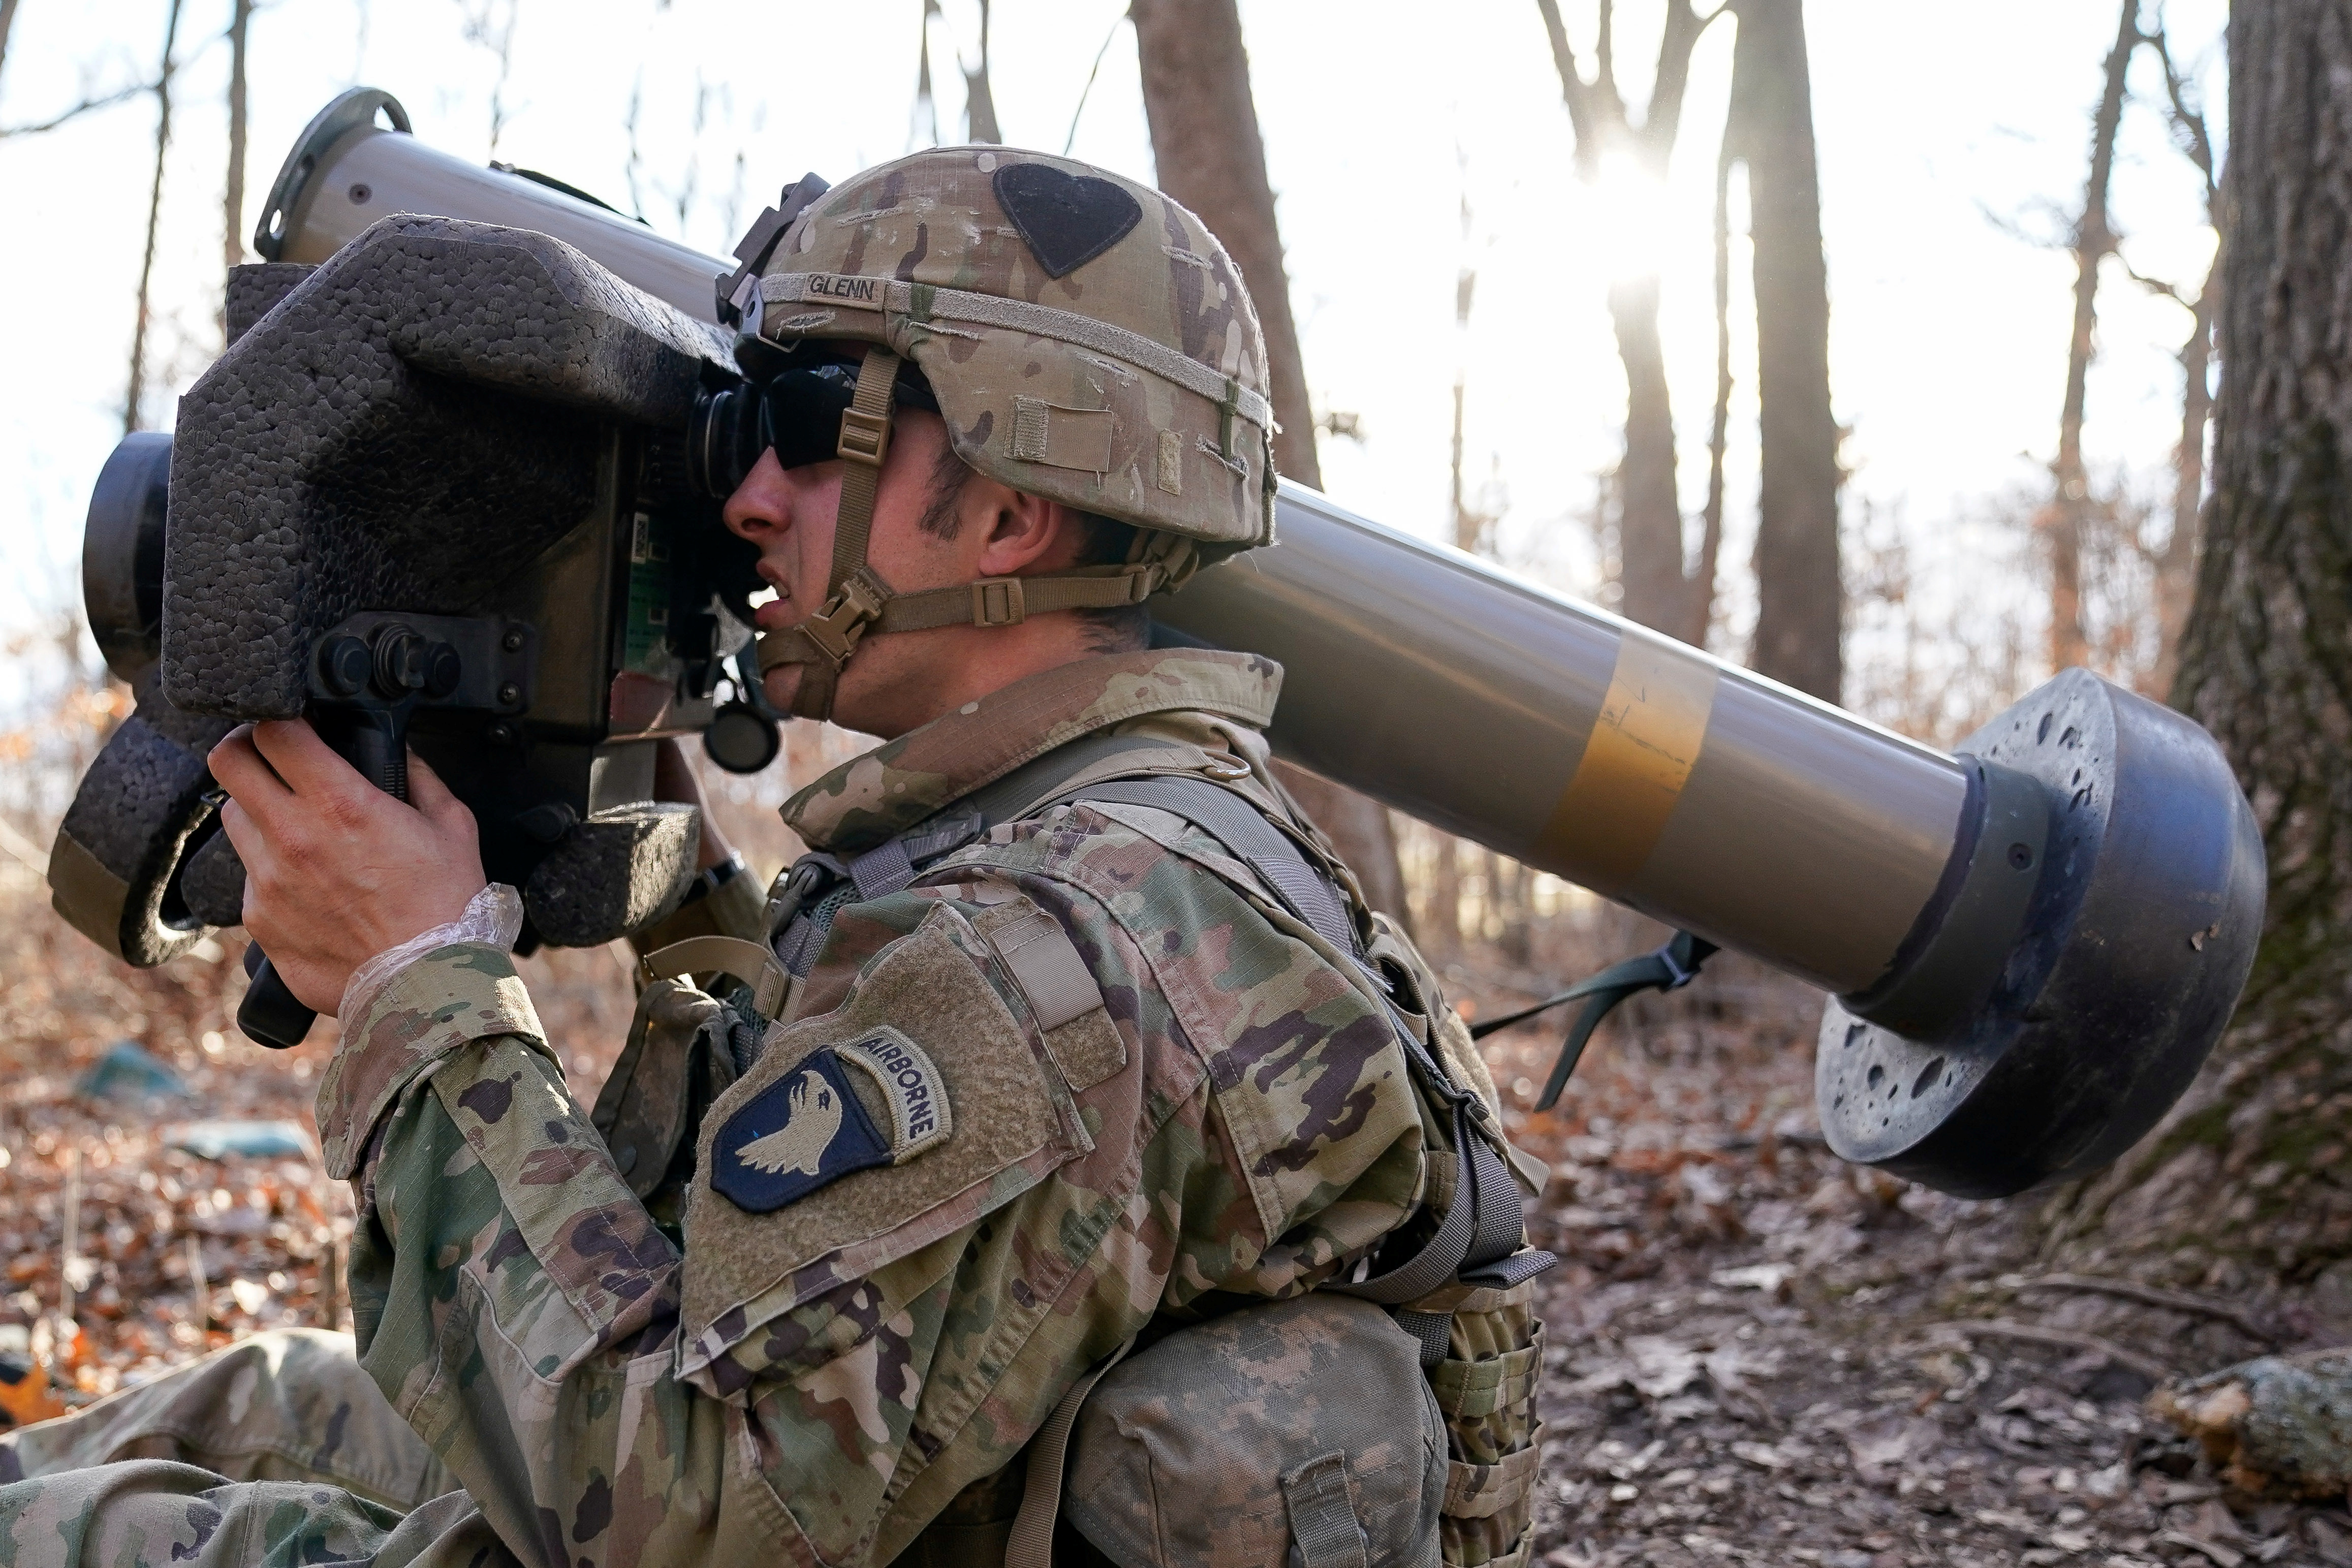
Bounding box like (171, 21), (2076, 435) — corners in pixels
(720, 402), (1095, 740)
(720, 405), (949, 717)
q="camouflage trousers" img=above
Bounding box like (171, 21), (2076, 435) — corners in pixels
(0, 1329), (512, 1567)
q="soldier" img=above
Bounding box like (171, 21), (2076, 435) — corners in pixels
(0, 148), (1544, 1568)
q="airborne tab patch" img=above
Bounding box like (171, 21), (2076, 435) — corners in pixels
(710, 1031), (954, 1212)
(836, 1027), (952, 1162)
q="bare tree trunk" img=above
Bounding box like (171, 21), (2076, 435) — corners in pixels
(915, 1), (943, 148)
(1428, 836), (1460, 955)
(1726, 0), (1841, 701)
(1608, 274), (1690, 637)
(1132, 0), (1315, 488)
(125, 0), (184, 436)
(1131, 0), (1409, 925)
(2044, 0), (2352, 1299)
(2043, 0), (2142, 676)
(1533, 0), (1719, 645)
(962, 0), (999, 143)
(0, 0), (22, 103)
(223, 0), (250, 277)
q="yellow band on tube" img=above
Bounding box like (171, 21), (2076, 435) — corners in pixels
(1538, 624), (1719, 894)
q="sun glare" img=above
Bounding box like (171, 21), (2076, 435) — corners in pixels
(1587, 150), (1674, 283)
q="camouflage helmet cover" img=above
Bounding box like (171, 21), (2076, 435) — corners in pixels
(754, 147), (1277, 559)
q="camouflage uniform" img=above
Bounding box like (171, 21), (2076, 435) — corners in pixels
(1, 648), (1434, 1567)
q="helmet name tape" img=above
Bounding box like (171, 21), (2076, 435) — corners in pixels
(804, 273), (886, 310)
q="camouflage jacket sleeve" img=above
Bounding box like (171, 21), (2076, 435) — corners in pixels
(322, 805), (1425, 1568)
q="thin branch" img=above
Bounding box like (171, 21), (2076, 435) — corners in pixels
(126, 0), (187, 435)
(2017, 1273), (2280, 1343)
(2119, 259), (2189, 306)
(1062, 6), (1126, 156)
(0, 81), (148, 138)
(1636, 0), (1715, 175)
(622, 70), (646, 221)
(913, 0), (942, 150)
(2143, 24), (2216, 204)
(1938, 1318), (2175, 1385)
(1532, 0), (1606, 180)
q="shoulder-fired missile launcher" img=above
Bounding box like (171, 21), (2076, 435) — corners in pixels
(51, 90), (2263, 1197)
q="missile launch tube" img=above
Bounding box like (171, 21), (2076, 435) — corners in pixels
(253, 90), (727, 315)
(1161, 490), (1969, 996)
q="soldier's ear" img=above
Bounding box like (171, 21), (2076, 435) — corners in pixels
(969, 484), (1069, 578)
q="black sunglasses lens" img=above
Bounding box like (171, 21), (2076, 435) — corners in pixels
(760, 367), (859, 471)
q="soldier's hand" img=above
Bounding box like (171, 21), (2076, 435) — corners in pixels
(209, 721), (487, 1015)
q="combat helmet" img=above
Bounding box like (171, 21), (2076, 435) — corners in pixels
(714, 147), (1278, 719)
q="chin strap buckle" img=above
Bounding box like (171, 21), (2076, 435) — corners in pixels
(971, 577), (1028, 627)
(798, 568), (892, 667)
(837, 405), (892, 468)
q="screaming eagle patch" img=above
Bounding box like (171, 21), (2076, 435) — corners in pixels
(711, 1029), (952, 1213)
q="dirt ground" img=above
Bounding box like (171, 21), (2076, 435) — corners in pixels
(0, 852), (2344, 1566)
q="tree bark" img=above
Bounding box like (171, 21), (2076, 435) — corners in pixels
(125, 0), (184, 436)
(1131, 0), (1409, 925)
(1727, 0), (1841, 702)
(2044, 1), (2142, 677)
(2043, 0), (2352, 1297)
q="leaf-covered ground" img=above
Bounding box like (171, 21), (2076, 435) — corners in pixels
(1, 861), (2345, 1565)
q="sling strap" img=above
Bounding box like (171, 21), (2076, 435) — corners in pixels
(1469, 928), (1718, 1111)
(1002, 1335), (1137, 1568)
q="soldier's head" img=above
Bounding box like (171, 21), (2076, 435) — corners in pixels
(712, 147), (1276, 738)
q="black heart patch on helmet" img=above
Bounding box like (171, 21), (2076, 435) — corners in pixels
(992, 161), (1144, 279)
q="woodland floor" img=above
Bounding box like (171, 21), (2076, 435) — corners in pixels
(0, 855), (2346, 1566)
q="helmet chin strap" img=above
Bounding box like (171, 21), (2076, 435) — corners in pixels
(763, 344), (902, 723)
(752, 344), (1197, 725)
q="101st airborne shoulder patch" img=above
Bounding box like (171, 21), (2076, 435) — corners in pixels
(711, 1028), (952, 1213)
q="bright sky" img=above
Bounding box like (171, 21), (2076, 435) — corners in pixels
(0, 0), (2226, 727)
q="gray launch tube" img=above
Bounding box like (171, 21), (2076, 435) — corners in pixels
(1159, 488), (1970, 997)
(254, 90), (725, 315)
